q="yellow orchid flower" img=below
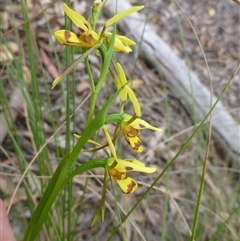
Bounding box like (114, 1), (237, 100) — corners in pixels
(121, 114), (162, 153)
(107, 158), (156, 194)
(103, 125), (156, 194)
(54, 3), (99, 48)
(115, 62), (141, 116)
(54, 3), (144, 52)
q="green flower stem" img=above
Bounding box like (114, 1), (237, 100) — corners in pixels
(86, 90), (98, 127)
(85, 43), (108, 127)
(84, 54), (96, 127)
(90, 0), (107, 31)
(85, 26), (116, 127)
(85, 45), (109, 128)
(84, 56), (95, 92)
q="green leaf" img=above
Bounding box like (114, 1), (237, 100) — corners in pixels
(22, 157), (67, 241)
(64, 158), (107, 185)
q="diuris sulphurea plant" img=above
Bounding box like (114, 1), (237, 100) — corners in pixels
(23, 2), (161, 240)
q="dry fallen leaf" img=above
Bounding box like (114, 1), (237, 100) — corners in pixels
(40, 48), (59, 79)
(208, 8), (216, 17)
(0, 41), (19, 62)
(146, 207), (158, 226)
(26, 0), (33, 8)
(0, 11), (9, 30)
(23, 65), (31, 84)
(130, 79), (144, 89)
(0, 51), (13, 62)
(76, 82), (90, 93)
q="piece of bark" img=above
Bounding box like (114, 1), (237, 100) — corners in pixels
(105, 0), (240, 162)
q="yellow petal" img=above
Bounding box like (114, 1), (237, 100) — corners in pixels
(103, 125), (118, 160)
(131, 118), (162, 132)
(125, 135), (143, 153)
(74, 134), (102, 146)
(116, 63), (127, 85)
(116, 35), (135, 46)
(115, 159), (156, 173)
(63, 3), (90, 32)
(126, 86), (141, 117)
(113, 37), (132, 53)
(105, 6), (144, 28)
(104, 33), (134, 53)
(125, 159), (145, 167)
(116, 63), (128, 101)
(115, 63), (141, 116)
(115, 177), (138, 194)
(118, 85), (128, 102)
(54, 30), (89, 47)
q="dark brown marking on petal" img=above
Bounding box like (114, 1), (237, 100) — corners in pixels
(125, 136), (142, 151)
(139, 124), (146, 128)
(64, 31), (71, 42)
(125, 166), (133, 171)
(115, 170), (125, 180)
(133, 139), (142, 151)
(109, 168), (126, 180)
(125, 159), (133, 162)
(86, 34), (94, 44)
(126, 180), (137, 194)
(127, 125), (140, 137)
(114, 171), (121, 180)
(78, 27), (84, 33)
